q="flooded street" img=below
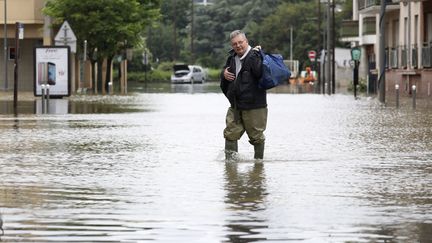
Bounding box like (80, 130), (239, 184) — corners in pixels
(0, 83), (431, 242)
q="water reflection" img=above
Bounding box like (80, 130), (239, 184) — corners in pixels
(224, 162), (268, 242)
(0, 184), (137, 242)
(0, 98), (152, 115)
(0, 82), (221, 115)
(130, 81), (221, 94)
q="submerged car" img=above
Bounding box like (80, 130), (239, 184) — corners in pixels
(171, 64), (206, 83)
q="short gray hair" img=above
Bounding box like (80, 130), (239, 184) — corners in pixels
(229, 30), (247, 40)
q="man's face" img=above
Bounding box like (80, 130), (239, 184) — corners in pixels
(231, 35), (248, 56)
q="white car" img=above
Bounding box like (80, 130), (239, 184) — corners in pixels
(171, 64), (206, 84)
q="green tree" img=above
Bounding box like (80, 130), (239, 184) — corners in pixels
(44, 0), (160, 92)
(147, 0), (350, 71)
(251, 1), (319, 68)
(162, 0), (191, 61)
(191, 0), (283, 67)
(146, 23), (177, 62)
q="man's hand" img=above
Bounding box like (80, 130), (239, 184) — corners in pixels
(224, 67), (235, 81)
(253, 45), (261, 51)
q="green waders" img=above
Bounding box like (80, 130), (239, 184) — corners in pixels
(254, 142), (264, 159)
(223, 107), (267, 160)
(225, 139), (238, 160)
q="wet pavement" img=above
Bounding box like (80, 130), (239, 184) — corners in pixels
(0, 82), (431, 242)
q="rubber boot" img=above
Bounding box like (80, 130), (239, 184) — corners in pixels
(254, 142), (264, 160)
(225, 139), (238, 160)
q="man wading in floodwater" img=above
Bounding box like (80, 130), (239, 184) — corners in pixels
(220, 30), (267, 160)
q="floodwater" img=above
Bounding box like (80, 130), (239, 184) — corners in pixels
(0, 82), (431, 242)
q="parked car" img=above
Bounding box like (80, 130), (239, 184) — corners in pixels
(171, 64), (206, 83)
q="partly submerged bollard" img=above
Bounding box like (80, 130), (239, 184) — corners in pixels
(412, 85), (416, 109)
(40, 84), (51, 114)
(41, 84), (46, 114)
(108, 82), (113, 95)
(46, 84), (50, 113)
(395, 84), (400, 108)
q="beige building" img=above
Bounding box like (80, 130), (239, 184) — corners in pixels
(0, 0), (52, 91)
(342, 0), (432, 98)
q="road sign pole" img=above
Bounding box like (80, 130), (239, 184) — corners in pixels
(13, 22), (22, 111)
(353, 61), (359, 99)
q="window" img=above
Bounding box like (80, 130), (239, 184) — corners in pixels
(8, 47), (16, 60)
(427, 13), (432, 43)
(392, 19), (399, 47)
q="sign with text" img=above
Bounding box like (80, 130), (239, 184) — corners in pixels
(34, 46), (70, 97)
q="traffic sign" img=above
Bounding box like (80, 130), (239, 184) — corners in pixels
(54, 21), (77, 53)
(18, 23), (24, 40)
(308, 50), (316, 62)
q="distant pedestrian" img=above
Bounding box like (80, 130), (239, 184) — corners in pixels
(220, 30), (267, 160)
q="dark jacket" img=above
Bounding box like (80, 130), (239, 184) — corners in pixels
(220, 48), (266, 110)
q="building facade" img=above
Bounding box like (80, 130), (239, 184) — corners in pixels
(342, 0), (432, 98)
(0, 0), (51, 91)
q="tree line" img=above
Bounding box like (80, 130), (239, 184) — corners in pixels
(148, 0), (351, 69)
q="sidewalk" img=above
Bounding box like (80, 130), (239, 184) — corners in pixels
(0, 91), (40, 102)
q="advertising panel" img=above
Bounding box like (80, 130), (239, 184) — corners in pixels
(34, 46), (70, 97)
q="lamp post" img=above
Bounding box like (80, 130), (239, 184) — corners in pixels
(190, 0), (194, 64)
(351, 46), (361, 99)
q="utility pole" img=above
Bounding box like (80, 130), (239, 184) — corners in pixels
(290, 26), (293, 62)
(321, 0), (326, 94)
(3, 0), (7, 90)
(190, 0), (194, 64)
(317, 0), (322, 93)
(173, 0), (177, 61)
(331, 0), (335, 94)
(378, 0), (386, 103)
(326, 0), (332, 95)
(407, 1), (411, 70)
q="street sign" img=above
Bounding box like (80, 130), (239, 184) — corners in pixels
(18, 23), (24, 39)
(308, 50), (316, 62)
(54, 21), (77, 53)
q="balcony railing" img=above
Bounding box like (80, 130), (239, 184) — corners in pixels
(385, 48), (389, 68)
(390, 48), (398, 68)
(401, 46), (407, 68)
(359, 0), (398, 11)
(422, 43), (432, 68)
(412, 45), (418, 68)
(363, 17), (376, 35)
(340, 20), (359, 38)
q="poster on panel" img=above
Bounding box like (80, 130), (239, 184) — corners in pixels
(34, 46), (70, 97)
